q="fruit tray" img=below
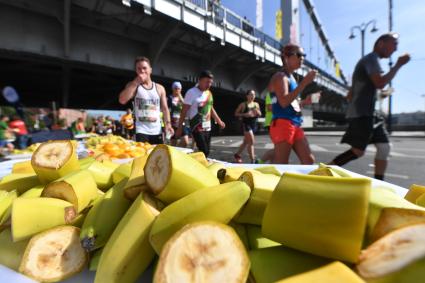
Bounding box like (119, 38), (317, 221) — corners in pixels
(0, 163), (408, 283)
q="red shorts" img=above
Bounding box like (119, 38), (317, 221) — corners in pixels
(270, 118), (305, 145)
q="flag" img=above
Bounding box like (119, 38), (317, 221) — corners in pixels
(335, 62), (341, 78)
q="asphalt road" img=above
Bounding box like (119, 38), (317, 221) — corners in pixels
(208, 134), (425, 189)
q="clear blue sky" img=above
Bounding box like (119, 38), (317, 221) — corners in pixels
(221, 0), (425, 114)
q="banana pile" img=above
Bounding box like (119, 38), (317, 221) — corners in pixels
(1, 141), (425, 283)
(85, 134), (153, 160)
(10, 143), (41, 155)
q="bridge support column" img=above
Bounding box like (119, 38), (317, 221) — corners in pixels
(61, 66), (70, 108)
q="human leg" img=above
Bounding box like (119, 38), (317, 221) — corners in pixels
(192, 131), (210, 157)
(272, 141), (292, 164)
(374, 142), (391, 180)
(293, 137), (315, 165)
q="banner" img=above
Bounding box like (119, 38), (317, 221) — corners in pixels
(275, 9), (282, 40)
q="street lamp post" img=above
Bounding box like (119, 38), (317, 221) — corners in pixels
(349, 20), (378, 57)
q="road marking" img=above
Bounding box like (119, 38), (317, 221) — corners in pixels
(264, 143), (274, 149)
(211, 139), (225, 144)
(228, 141), (242, 147)
(366, 171), (409, 179)
(220, 150), (234, 154)
(309, 144), (328, 152)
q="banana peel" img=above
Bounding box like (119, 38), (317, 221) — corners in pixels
(404, 184), (425, 204)
(249, 245), (331, 283)
(276, 261), (365, 283)
(416, 193), (425, 207)
(11, 160), (35, 174)
(245, 225), (280, 250)
(112, 162), (132, 184)
(0, 190), (18, 226)
(0, 228), (29, 271)
(262, 172), (371, 263)
(85, 160), (115, 191)
(188, 151), (209, 167)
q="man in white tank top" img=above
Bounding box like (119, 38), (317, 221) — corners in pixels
(119, 56), (173, 144)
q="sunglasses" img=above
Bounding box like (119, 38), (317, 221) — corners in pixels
(288, 52), (306, 58)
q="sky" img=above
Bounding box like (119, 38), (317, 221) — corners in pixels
(221, 0), (425, 114)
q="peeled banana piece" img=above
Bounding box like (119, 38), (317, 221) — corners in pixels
(11, 197), (76, 242)
(31, 140), (80, 184)
(19, 225), (88, 282)
(80, 178), (132, 251)
(94, 193), (160, 283)
(144, 145), (219, 203)
(149, 181), (250, 254)
(276, 262), (365, 283)
(262, 172), (371, 263)
(357, 223), (425, 283)
(154, 221), (250, 283)
(42, 170), (98, 213)
(235, 170), (280, 225)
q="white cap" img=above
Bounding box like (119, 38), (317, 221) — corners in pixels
(172, 81), (182, 89)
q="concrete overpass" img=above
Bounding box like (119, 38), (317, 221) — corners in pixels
(0, 0), (349, 131)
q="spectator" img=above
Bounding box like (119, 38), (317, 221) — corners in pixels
(120, 108), (134, 139)
(9, 115), (29, 149)
(0, 115), (14, 155)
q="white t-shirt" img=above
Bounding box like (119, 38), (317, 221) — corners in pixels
(184, 86), (213, 131)
(133, 83), (162, 135)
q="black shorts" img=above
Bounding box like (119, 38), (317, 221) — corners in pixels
(242, 121), (257, 133)
(135, 133), (163, 144)
(341, 116), (389, 150)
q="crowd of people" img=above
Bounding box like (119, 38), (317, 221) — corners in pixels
(1, 32), (410, 181)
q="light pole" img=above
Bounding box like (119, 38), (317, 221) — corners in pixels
(349, 20), (378, 57)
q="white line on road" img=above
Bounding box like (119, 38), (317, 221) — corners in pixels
(211, 139), (225, 144)
(309, 144), (328, 152)
(264, 143), (274, 149)
(228, 141), (242, 147)
(366, 171), (409, 179)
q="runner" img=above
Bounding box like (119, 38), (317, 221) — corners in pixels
(233, 89), (262, 163)
(168, 81), (190, 147)
(118, 56), (173, 144)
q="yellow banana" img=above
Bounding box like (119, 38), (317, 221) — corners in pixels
(276, 262), (365, 283)
(153, 222), (250, 283)
(262, 172), (371, 263)
(416, 193), (425, 207)
(228, 221), (250, 250)
(144, 145), (219, 203)
(85, 160), (116, 191)
(356, 223), (425, 283)
(11, 160), (35, 174)
(19, 225), (88, 282)
(0, 173), (40, 194)
(254, 165), (281, 177)
(111, 162), (132, 184)
(245, 225), (280, 250)
(11, 197), (76, 242)
(42, 169), (98, 213)
(78, 156), (96, 169)
(404, 184), (425, 204)
(367, 186), (425, 241)
(0, 190), (18, 226)
(207, 162), (225, 181)
(371, 207), (425, 242)
(149, 181), (250, 254)
(123, 154), (149, 200)
(217, 166), (254, 183)
(80, 178), (132, 251)
(235, 170), (280, 225)
(308, 164), (342, 177)
(89, 248), (103, 271)
(0, 228), (29, 271)
(31, 140), (80, 184)
(249, 245), (330, 283)
(19, 185), (44, 198)
(188, 151), (209, 166)
(94, 193), (160, 283)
